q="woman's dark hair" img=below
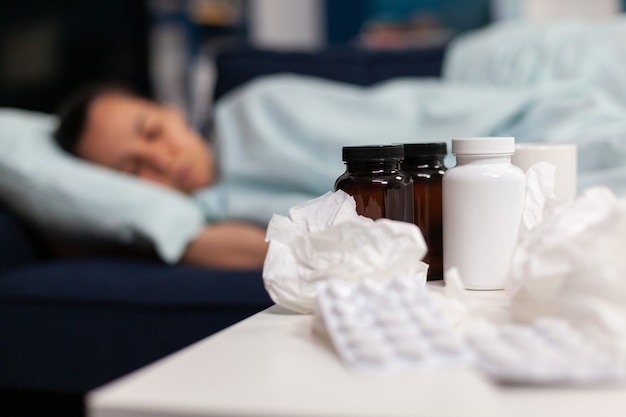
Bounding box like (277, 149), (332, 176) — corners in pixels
(53, 83), (134, 154)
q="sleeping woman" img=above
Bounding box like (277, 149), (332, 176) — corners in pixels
(54, 84), (269, 269)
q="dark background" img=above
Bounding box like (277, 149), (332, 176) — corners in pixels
(0, 0), (151, 114)
(9, 0), (620, 116)
(0, 0), (495, 114)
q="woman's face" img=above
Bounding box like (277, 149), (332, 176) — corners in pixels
(77, 92), (214, 194)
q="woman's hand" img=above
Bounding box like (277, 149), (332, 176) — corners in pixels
(181, 222), (269, 269)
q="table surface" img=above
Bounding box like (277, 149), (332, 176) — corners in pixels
(87, 286), (626, 417)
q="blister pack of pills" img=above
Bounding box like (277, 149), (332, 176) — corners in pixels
(467, 318), (624, 385)
(316, 276), (625, 385)
(316, 276), (472, 373)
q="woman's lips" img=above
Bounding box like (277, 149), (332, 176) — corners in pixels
(175, 164), (194, 187)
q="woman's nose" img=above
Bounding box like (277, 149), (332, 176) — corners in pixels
(141, 144), (175, 174)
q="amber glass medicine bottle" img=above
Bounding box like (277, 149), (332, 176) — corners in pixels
(402, 143), (447, 281)
(335, 145), (414, 223)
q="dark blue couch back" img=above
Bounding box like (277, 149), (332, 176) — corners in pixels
(213, 45), (446, 103)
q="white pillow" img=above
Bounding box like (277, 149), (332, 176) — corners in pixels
(0, 108), (205, 264)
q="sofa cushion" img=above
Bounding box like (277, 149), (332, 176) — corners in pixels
(0, 259), (272, 391)
(0, 258), (270, 308)
(0, 207), (45, 275)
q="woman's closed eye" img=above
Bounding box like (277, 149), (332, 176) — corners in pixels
(143, 123), (162, 142)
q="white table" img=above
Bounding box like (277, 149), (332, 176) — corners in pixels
(88, 288), (626, 417)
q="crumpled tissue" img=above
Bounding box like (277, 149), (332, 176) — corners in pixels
(507, 176), (626, 353)
(262, 190), (428, 313)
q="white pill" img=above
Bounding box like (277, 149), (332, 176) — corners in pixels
(416, 315), (441, 334)
(332, 302), (359, 318)
(377, 308), (411, 326)
(384, 321), (418, 342)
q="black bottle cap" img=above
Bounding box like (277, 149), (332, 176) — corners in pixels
(403, 142), (448, 157)
(342, 145), (404, 162)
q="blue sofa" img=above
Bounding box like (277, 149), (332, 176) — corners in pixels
(0, 205), (273, 414)
(0, 44), (445, 416)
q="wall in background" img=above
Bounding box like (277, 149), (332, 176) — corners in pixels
(248, 0), (324, 50)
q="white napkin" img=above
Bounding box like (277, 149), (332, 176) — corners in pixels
(507, 183), (626, 353)
(262, 190), (428, 313)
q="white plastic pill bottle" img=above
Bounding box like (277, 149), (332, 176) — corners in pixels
(442, 137), (525, 290)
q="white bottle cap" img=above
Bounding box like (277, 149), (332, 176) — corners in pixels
(451, 137), (515, 155)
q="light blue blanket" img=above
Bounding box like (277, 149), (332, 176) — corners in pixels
(195, 18), (626, 225)
(443, 17), (626, 107)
